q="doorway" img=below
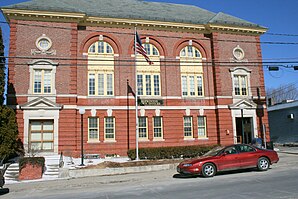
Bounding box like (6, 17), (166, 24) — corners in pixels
(236, 117), (253, 144)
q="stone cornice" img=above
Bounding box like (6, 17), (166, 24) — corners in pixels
(2, 8), (267, 35)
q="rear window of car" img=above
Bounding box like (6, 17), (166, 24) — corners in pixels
(238, 145), (255, 153)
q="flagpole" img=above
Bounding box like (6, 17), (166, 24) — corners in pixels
(134, 27), (139, 161)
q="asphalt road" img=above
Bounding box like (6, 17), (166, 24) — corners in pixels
(2, 153), (298, 199)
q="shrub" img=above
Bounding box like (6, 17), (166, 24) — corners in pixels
(127, 145), (217, 160)
(19, 157), (45, 171)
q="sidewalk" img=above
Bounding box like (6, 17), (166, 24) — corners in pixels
(275, 145), (298, 155)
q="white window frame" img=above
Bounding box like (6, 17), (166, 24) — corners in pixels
(233, 75), (248, 96)
(153, 116), (163, 140)
(138, 117), (148, 140)
(181, 75), (204, 97)
(104, 117), (115, 141)
(88, 117), (99, 142)
(28, 60), (57, 95)
(88, 72), (114, 96)
(29, 120), (54, 152)
(230, 67), (252, 97)
(183, 116), (193, 139)
(137, 73), (160, 96)
(198, 116), (207, 138)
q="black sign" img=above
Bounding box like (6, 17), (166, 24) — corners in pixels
(138, 99), (164, 106)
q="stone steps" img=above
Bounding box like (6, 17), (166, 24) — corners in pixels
(4, 163), (19, 181)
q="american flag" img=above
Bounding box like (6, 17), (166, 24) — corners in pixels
(135, 32), (153, 65)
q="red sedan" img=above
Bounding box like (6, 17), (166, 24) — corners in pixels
(177, 144), (279, 177)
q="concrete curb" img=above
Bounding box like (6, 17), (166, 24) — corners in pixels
(59, 163), (179, 179)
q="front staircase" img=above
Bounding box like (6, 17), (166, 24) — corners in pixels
(43, 155), (60, 179)
(4, 163), (19, 182)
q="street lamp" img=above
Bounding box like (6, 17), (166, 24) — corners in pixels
(239, 104), (245, 144)
(79, 108), (85, 166)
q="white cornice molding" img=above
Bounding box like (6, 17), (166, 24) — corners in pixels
(2, 8), (266, 35)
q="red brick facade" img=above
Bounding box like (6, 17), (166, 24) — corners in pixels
(4, 7), (269, 158)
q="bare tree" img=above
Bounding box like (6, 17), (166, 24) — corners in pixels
(267, 83), (298, 105)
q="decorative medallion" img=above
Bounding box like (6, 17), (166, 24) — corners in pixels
(233, 45), (245, 61)
(31, 34), (56, 55)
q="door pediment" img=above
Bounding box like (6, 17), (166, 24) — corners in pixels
(20, 97), (62, 110)
(229, 99), (257, 110)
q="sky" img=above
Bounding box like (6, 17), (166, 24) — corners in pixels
(0, 0), (297, 91)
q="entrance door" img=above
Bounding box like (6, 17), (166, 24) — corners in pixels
(29, 120), (54, 152)
(236, 117), (253, 144)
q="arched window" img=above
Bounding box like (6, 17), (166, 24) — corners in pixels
(88, 41), (114, 96)
(180, 45), (204, 97)
(136, 43), (161, 96)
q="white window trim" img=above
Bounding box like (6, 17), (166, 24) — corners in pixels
(198, 116), (207, 139)
(230, 67), (252, 98)
(181, 74), (204, 97)
(183, 116), (194, 139)
(88, 117), (100, 142)
(28, 60), (57, 95)
(153, 116), (164, 140)
(137, 73), (161, 96)
(88, 72), (114, 96)
(104, 117), (116, 141)
(139, 117), (149, 141)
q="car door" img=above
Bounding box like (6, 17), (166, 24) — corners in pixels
(236, 145), (258, 168)
(217, 146), (241, 171)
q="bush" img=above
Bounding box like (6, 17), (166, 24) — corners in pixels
(19, 157), (45, 171)
(127, 145), (217, 160)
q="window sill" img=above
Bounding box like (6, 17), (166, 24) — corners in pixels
(87, 140), (100, 144)
(184, 138), (195, 141)
(197, 137), (209, 140)
(153, 138), (165, 142)
(139, 139), (149, 142)
(104, 140), (116, 143)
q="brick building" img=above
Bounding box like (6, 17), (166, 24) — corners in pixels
(2, 0), (269, 158)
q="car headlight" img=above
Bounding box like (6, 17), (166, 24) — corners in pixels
(182, 163), (193, 167)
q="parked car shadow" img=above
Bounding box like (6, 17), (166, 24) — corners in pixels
(0, 188), (9, 195)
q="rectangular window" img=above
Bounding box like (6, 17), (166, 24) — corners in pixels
(89, 74), (95, 95)
(98, 74), (104, 95)
(88, 73), (114, 96)
(146, 75), (151, 95)
(154, 75), (160, 95)
(181, 75), (204, 97)
(88, 117), (99, 141)
(137, 74), (160, 96)
(105, 117), (115, 140)
(137, 74), (143, 96)
(153, 116), (163, 139)
(234, 75), (248, 96)
(33, 69), (52, 94)
(198, 116), (207, 138)
(29, 120), (54, 152)
(138, 117), (148, 139)
(184, 116), (193, 138)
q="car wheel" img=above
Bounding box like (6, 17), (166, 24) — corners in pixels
(257, 157), (270, 171)
(202, 163), (216, 177)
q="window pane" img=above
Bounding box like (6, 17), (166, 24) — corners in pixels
(31, 121), (42, 130)
(182, 76), (187, 96)
(197, 76), (203, 96)
(195, 49), (201, 58)
(187, 46), (193, 57)
(31, 133), (41, 141)
(198, 116), (206, 137)
(43, 133), (53, 140)
(89, 44), (96, 53)
(138, 117), (147, 138)
(184, 117), (192, 137)
(180, 48), (186, 57)
(89, 74), (95, 95)
(241, 76), (247, 95)
(43, 70), (52, 93)
(89, 118), (98, 128)
(137, 75), (143, 95)
(106, 43), (113, 53)
(154, 75), (160, 95)
(34, 70), (42, 93)
(43, 142), (53, 150)
(88, 117), (98, 140)
(43, 121), (53, 131)
(152, 46), (158, 55)
(105, 117), (115, 139)
(107, 74), (113, 95)
(98, 41), (104, 53)
(234, 76), (240, 95)
(144, 44), (150, 55)
(97, 74), (104, 95)
(189, 76), (195, 96)
(146, 75), (151, 95)
(153, 117), (162, 138)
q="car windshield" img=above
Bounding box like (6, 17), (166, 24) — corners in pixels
(202, 146), (225, 157)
